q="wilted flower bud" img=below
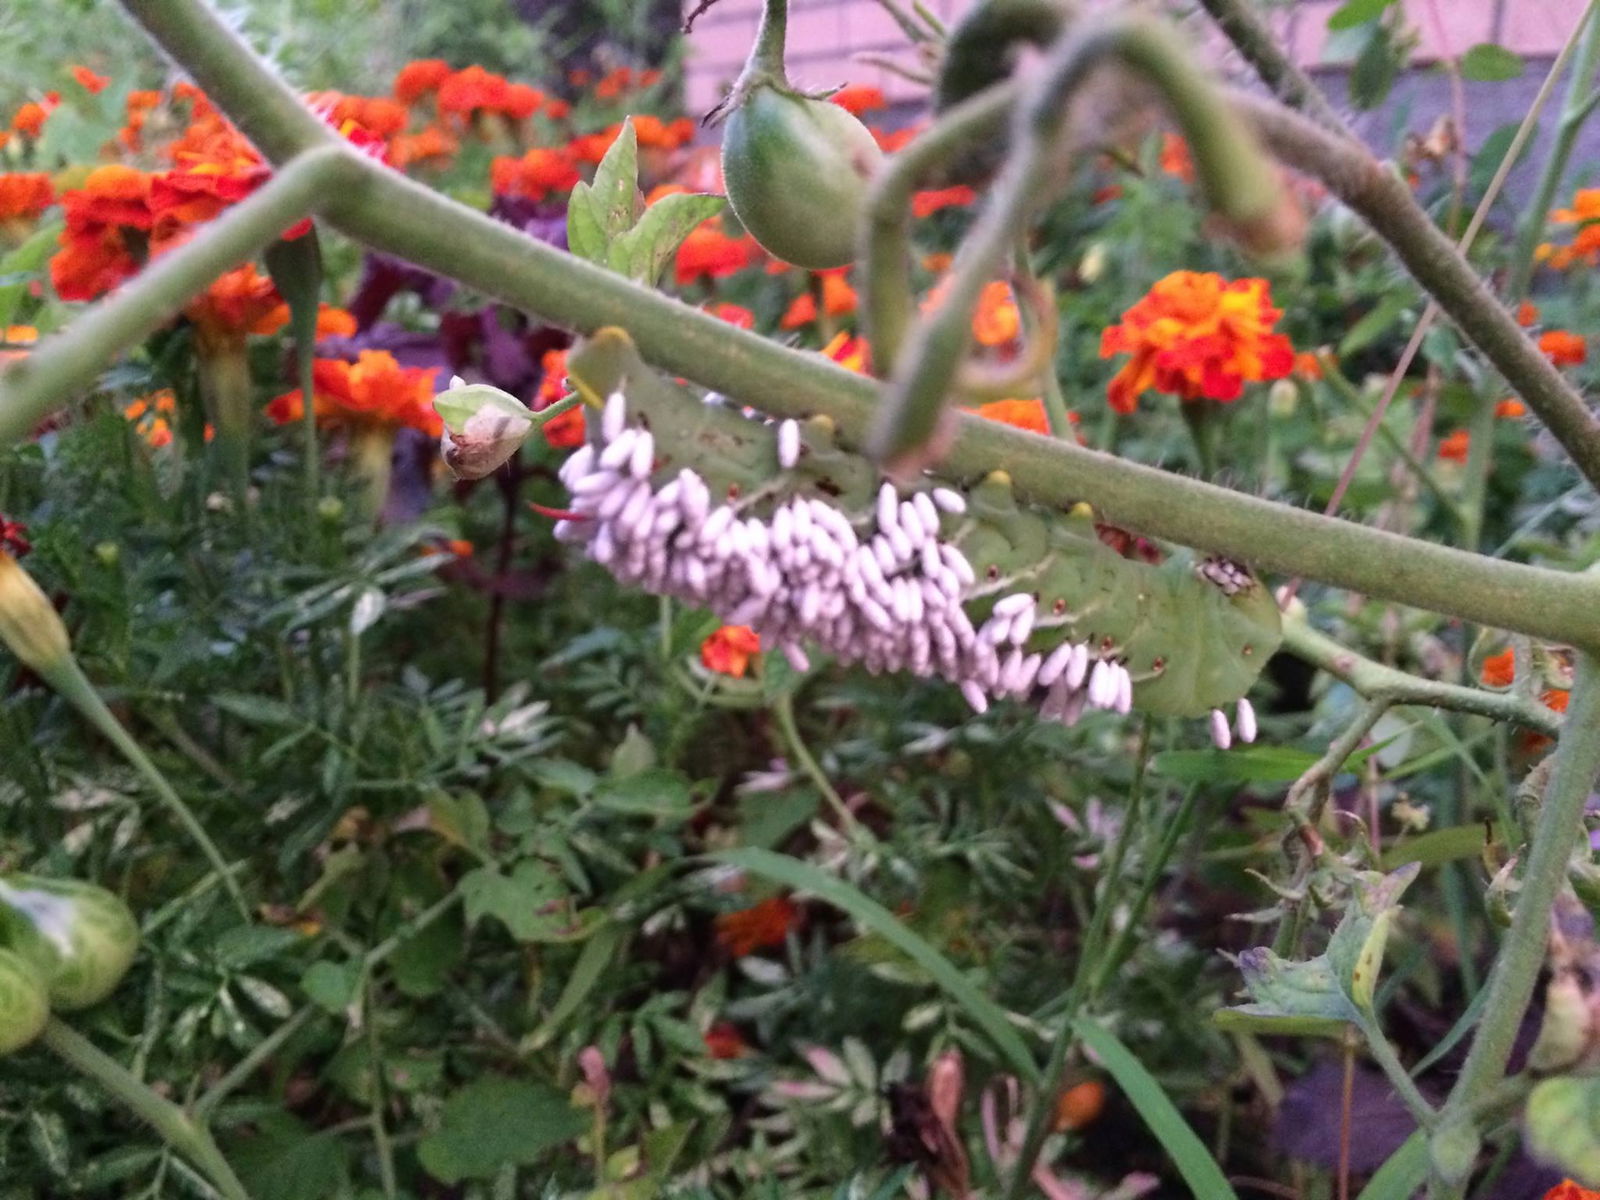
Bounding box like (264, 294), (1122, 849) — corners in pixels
(1268, 378), (1298, 417)
(1078, 243), (1107, 284)
(0, 553), (70, 674)
(435, 378), (536, 480)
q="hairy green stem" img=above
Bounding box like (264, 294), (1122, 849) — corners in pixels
(870, 15), (1282, 465)
(1194, 0), (1350, 135)
(1357, 1012), (1438, 1128)
(0, 147), (351, 445)
(41, 658), (249, 920)
(1282, 613), (1563, 736)
(1432, 651), (1600, 1190)
(42, 1018), (250, 1200)
(860, 79), (1018, 377)
(772, 691), (858, 832)
(1233, 90), (1600, 492)
(1506, 0), (1600, 303)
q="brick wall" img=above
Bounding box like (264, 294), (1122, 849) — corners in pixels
(683, 0), (1584, 117)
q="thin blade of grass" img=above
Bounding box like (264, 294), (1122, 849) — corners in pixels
(710, 847), (1039, 1083)
(1356, 1130), (1428, 1200)
(1072, 1016), (1239, 1200)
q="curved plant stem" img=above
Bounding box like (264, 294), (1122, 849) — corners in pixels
(772, 691), (858, 832)
(1505, 0), (1600, 304)
(1234, 89), (1600, 492)
(860, 79), (1018, 377)
(42, 659), (249, 920)
(1283, 613), (1563, 737)
(1431, 650), (1600, 1192)
(41, 1018), (250, 1200)
(1194, 0), (1350, 136)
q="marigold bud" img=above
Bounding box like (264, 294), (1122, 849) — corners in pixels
(435, 380), (535, 480)
(0, 553), (70, 673)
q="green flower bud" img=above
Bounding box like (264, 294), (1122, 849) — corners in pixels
(0, 948), (47, 1055)
(0, 553), (70, 674)
(435, 376), (536, 480)
(0, 875), (140, 1011)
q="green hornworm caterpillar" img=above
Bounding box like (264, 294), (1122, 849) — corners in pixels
(555, 328), (1280, 742)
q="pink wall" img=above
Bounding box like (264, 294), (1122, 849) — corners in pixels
(683, 0), (1586, 117)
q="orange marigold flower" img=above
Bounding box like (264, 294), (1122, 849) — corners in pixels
(266, 350), (441, 436)
(314, 306), (358, 338)
(0, 173), (55, 222)
(534, 348), (584, 448)
(65, 165), (155, 232)
(1159, 131), (1195, 183)
(69, 66), (109, 94)
(873, 125), (918, 152)
(390, 125), (458, 169)
(714, 895), (798, 956)
(675, 224), (758, 284)
(1437, 429), (1470, 463)
(1546, 1181), (1600, 1200)
(150, 160), (270, 227)
(1054, 1079), (1107, 1133)
(1516, 300), (1539, 327)
(11, 96), (57, 139)
(1495, 397), (1527, 418)
(1099, 270), (1295, 413)
(831, 84), (886, 115)
(1481, 648), (1516, 687)
(780, 271), (858, 329)
(703, 1022), (749, 1059)
(0, 325), (37, 365)
(184, 263), (287, 353)
(701, 624), (761, 678)
(705, 302), (755, 329)
(436, 65), (508, 116)
(489, 147), (580, 200)
(569, 125), (624, 164)
(822, 332), (870, 373)
(632, 114), (694, 150)
(972, 398), (1050, 435)
(1540, 329), (1587, 366)
(911, 185), (976, 218)
(972, 280), (1020, 347)
(1542, 189), (1600, 269)
(51, 166), (159, 301)
(394, 59), (452, 105)
(1293, 350), (1324, 380)
(125, 388), (178, 448)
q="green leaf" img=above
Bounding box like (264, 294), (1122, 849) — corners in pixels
(1327, 0), (1397, 31)
(1526, 1074), (1600, 1185)
(566, 181), (607, 265)
(300, 960), (361, 1015)
(593, 767), (696, 819)
(1326, 863), (1419, 1014)
(230, 1114), (349, 1200)
(461, 859), (572, 942)
(1461, 43), (1523, 81)
(262, 227), (323, 355)
(591, 119), (642, 236)
(528, 919), (626, 1048)
(427, 790), (492, 856)
(711, 847), (1039, 1082)
(1356, 1130), (1429, 1200)
(213, 692), (301, 728)
(609, 724), (658, 777)
(1074, 1018), (1240, 1200)
(417, 1078), (589, 1183)
(0, 223), (60, 329)
(610, 192), (727, 285)
(1339, 290), (1416, 357)
(1349, 19), (1404, 109)
(1153, 742), (1384, 784)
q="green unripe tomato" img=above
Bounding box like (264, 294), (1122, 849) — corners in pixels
(0, 875), (140, 1011)
(721, 85), (884, 270)
(0, 947), (48, 1054)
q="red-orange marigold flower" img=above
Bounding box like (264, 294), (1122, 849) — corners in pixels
(1540, 329), (1587, 367)
(394, 59), (452, 105)
(390, 125), (458, 169)
(70, 66), (109, 94)
(632, 114), (694, 150)
(11, 96), (57, 139)
(1545, 1182), (1600, 1200)
(701, 624), (761, 678)
(1437, 429), (1470, 463)
(267, 350), (441, 436)
(705, 302), (754, 329)
(714, 895), (798, 956)
(0, 173), (54, 222)
(1099, 270), (1295, 413)
(822, 332), (870, 373)
(184, 263), (287, 353)
(1541, 190), (1600, 269)
(675, 224), (758, 284)
(1496, 397), (1527, 418)
(911, 185), (976, 218)
(1054, 1079), (1107, 1133)
(1516, 300), (1539, 327)
(489, 147), (580, 199)
(972, 398), (1049, 435)
(831, 84), (886, 115)
(1159, 132), (1195, 183)
(1480, 648), (1516, 687)
(703, 1022), (749, 1059)
(534, 348), (584, 448)
(781, 272), (858, 329)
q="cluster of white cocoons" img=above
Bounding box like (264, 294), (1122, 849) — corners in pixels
(554, 390), (1255, 745)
